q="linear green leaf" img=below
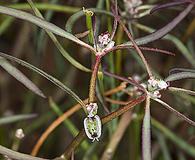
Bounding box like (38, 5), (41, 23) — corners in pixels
(25, 0), (91, 73)
(165, 72), (195, 82)
(0, 5), (94, 52)
(0, 51), (86, 108)
(123, 4), (194, 46)
(0, 114), (37, 125)
(0, 57), (46, 98)
(134, 23), (195, 67)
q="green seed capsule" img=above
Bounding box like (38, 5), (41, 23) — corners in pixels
(84, 115), (102, 142)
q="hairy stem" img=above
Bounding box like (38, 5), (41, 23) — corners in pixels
(89, 56), (101, 103)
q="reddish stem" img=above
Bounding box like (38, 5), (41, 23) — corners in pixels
(89, 55), (102, 103)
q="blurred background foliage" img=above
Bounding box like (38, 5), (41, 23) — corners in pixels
(0, 0), (195, 159)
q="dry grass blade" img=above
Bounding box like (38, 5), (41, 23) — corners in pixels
(31, 100), (86, 156)
(100, 111), (132, 160)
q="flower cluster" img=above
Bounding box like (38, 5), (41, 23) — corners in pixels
(146, 77), (169, 98)
(123, 0), (143, 16)
(96, 32), (115, 52)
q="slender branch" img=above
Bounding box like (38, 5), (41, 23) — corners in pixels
(112, 8), (152, 77)
(153, 98), (195, 126)
(103, 44), (175, 56)
(89, 56), (102, 103)
(103, 70), (145, 92)
(105, 97), (129, 105)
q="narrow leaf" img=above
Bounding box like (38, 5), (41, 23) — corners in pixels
(123, 4), (194, 46)
(142, 96), (151, 160)
(26, 0), (91, 73)
(169, 68), (195, 74)
(0, 57), (45, 98)
(0, 51), (86, 108)
(169, 87), (195, 96)
(165, 72), (195, 82)
(153, 98), (195, 126)
(0, 5), (94, 51)
(0, 114), (37, 125)
(150, 0), (192, 14)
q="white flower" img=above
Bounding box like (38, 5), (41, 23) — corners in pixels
(148, 78), (158, 87)
(98, 32), (110, 46)
(86, 103), (98, 117)
(97, 32), (115, 52)
(158, 80), (168, 89)
(15, 128), (25, 139)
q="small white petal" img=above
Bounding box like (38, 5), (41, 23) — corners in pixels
(15, 128), (25, 139)
(158, 80), (168, 89)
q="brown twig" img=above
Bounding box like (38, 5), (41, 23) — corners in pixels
(105, 97), (129, 105)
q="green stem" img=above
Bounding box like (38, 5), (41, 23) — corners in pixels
(83, 8), (94, 44)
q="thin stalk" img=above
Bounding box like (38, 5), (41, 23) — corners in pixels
(83, 8), (94, 44)
(142, 96), (151, 160)
(153, 98), (195, 126)
(89, 56), (101, 103)
(115, 25), (124, 74)
(112, 10), (152, 78)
